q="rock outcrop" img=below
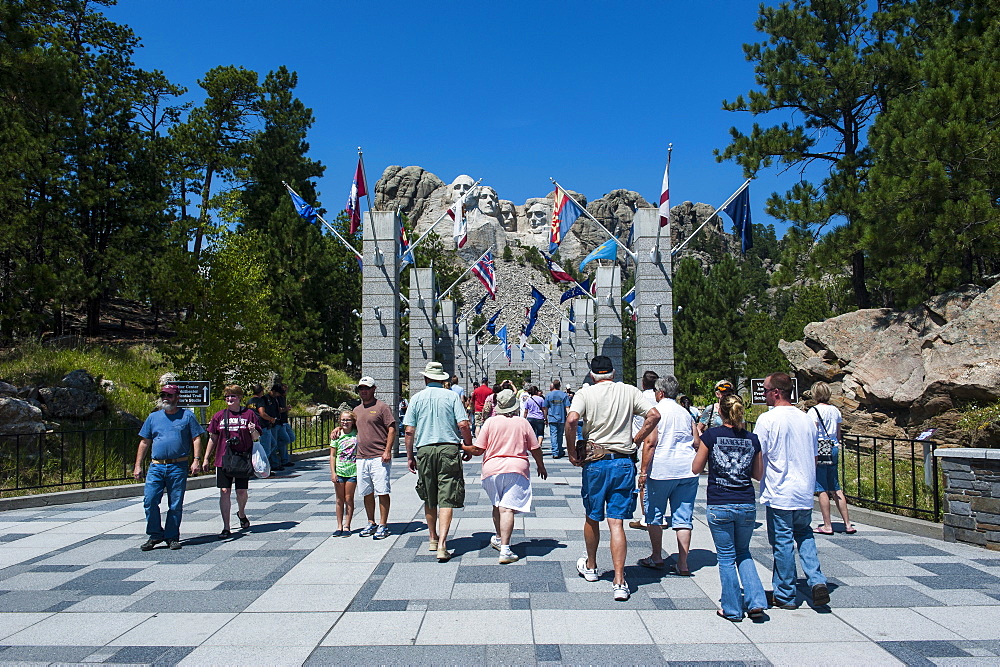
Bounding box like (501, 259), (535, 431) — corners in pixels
(781, 283), (1000, 439)
(0, 397), (45, 437)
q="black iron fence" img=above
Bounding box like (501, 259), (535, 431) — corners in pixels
(1, 414), (336, 497)
(838, 432), (943, 522)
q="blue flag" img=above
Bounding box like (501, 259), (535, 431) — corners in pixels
(288, 189), (317, 223)
(722, 185), (753, 254)
(579, 238), (617, 272)
(473, 293), (488, 315)
(560, 278), (592, 304)
(486, 309), (501, 336)
(568, 303), (576, 333)
(524, 286), (546, 337)
(498, 325), (511, 364)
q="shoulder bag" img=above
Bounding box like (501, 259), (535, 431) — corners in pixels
(812, 407), (836, 466)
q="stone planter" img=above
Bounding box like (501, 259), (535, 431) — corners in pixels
(934, 448), (1000, 550)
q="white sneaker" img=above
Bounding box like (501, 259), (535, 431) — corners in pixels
(499, 551), (519, 564)
(490, 535), (502, 551)
(577, 557), (599, 582)
(613, 581), (630, 601)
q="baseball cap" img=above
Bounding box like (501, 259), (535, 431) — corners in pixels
(160, 384), (179, 395)
(714, 380), (734, 393)
(590, 355), (614, 374)
(357, 376), (376, 389)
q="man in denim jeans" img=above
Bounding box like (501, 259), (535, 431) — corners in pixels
(754, 372), (830, 608)
(133, 384), (205, 551)
(565, 356), (660, 602)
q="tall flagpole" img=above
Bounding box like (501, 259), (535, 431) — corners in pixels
(550, 178), (637, 262)
(402, 178), (483, 272)
(282, 182), (363, 260)
(671, 178), (751, 256)
(654, 144), (672, 256)
(438, 246), (494, 302)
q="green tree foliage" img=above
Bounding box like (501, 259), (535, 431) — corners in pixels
(167, 231), (280, 390)
(861, 0), (1000, 307)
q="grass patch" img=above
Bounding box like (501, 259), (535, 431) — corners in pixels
(838, 436), (943, 521)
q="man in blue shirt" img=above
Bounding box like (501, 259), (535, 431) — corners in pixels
(544, 379), (569, 458)
(404, 362), (474, 562)
(133, 384), (206, 551)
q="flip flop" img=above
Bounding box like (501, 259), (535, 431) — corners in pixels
(668, 564), (692, 577)
(814, 526), (834, 535)
(638, 557), (665, 569)
(844, 526), (857, 534)
(717, 610), (742, 622)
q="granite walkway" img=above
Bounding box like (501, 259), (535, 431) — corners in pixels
(2, 454), (1000, 666)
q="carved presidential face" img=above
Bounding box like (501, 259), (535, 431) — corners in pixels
(499, 201), (518, 232)
(450, 175), (475, 204)
(527, 202), (549, 233)
(477, 187), (499, 216)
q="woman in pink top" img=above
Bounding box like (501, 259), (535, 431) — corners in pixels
(469, 389), (547, 563)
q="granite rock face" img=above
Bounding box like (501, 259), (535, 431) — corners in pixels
(782, 283), (1000, 430)
(374, 166), (446, 225)
(38, 386), (104, 419)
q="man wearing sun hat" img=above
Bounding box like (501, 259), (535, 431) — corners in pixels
(403, 361), (475, 562)
(133, 384), (206, 551)
(353, 376), (397, 540)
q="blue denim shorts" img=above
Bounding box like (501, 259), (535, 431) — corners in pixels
(581, 457), (637, 521)
(644, 476), (698, 528)
(815, 446), (840, 492)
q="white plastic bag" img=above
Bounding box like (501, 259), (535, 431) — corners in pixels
(252, 439), (271, 478)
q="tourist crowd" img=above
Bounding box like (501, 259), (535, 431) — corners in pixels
(134, 357), (843, 623)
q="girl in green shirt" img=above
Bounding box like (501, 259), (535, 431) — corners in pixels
(329, 410), (358, 536)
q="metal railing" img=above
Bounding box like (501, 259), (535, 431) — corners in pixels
(838, 433), (942, 522)
(1, 414), (335, 497)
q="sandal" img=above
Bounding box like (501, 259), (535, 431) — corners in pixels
(668, 564), (692, 577)
(844, 526), (857, 534)
(814, 526), (834, 535)
(638, 557), (665, 569)
(219, 528), (231, 538)
(238, 512), (250, 530)
(717, 610), (742, 622)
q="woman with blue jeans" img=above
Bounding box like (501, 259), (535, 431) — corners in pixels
(692, 394), (767, 622)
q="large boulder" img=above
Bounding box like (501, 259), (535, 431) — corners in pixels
(783, 283), (1000, 422)
(0, 381), (18, 395)
(62, 369), (98, 391)
(374, 165), (445, 224)
(0, 397), (45, 436)
(38, 387), (104, 419)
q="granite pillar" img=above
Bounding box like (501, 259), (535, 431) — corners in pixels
(361, 210), (400, 429)
(633, 207), (675, 378)
(595, 265), (623, 375)
(408, 268), (436, 400)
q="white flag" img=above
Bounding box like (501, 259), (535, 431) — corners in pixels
(448, 198), (467, 249)
(659, 155), (670, 228)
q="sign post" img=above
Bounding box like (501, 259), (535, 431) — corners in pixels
(750, 377), (799, 405)
(174, 381), (211, 424)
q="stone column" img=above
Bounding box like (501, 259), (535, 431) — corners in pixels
(595, 265), (623, 375)
(362, 210), (400, 429)
(573, 297), (594, 385)
(408, 268), (436, 399)
(437, 300), (456, 379)
(633, 207), (675, 378)
(935, 448), (1000, 549)
(559, 317), (574, 386)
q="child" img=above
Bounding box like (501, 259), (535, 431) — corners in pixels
(329, 410), (358, 536)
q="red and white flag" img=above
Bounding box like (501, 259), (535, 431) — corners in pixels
(447, 197), (467, 249)
(659, 155), (670, 228)
(347, 157), (367, 235)
(470, 251), (496, 299)
(544, 253), (574, 283)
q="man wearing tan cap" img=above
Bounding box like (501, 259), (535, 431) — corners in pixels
(353, 376), (397, 540)
(403, 361), (475, 562)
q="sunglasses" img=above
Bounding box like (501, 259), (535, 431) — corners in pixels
(224, 395), (241, 399)
(159, 393), (176, 398)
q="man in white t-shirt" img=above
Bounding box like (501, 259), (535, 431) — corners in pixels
(754, 372), (829, 609)
(565, 356), (660, 602)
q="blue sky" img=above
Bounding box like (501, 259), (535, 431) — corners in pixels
(105, 0), (804, 238)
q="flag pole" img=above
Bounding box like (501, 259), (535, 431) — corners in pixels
(437, 245), (494, 302)
(550, 178), (637, 262)
(282, 182), (363, 260)
(671, 178), (751, 256)
(403, 178), (483, 268)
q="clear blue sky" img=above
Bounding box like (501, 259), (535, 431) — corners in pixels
(105, 0), (802, 238)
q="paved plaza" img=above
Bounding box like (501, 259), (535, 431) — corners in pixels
(2, 454), (1000, 666)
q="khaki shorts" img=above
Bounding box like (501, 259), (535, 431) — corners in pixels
(415, 443), (465, 508)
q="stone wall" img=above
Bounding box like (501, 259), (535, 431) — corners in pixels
(936, 449), (1000, 550)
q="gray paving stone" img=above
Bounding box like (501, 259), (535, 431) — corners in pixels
(122, 589), (260, 613)
(304, 644), (487, 665)
(108, 644), (195, 664)
(426, 598), (511, 610)
(0, 591), (82, 612)
(0, 644), (97, 662)
(528, 591), (657, 610)
(559, 643), (665, 665)
(878, 640), (970, 665)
